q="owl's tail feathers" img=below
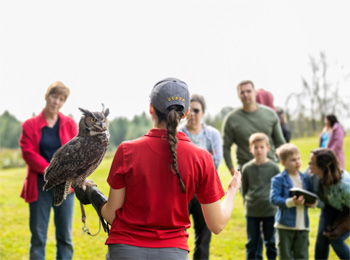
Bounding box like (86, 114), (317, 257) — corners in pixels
(54, 181), (71, 207)
(43, 180), (55, 191)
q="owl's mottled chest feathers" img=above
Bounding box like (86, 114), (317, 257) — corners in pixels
(77, 130), (109, 150)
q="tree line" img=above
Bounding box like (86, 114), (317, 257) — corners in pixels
(0, 106), (333, 151)
(1, 52), (348, 150)
(0, 111), (153, 150)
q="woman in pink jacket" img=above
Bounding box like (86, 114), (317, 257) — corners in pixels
(19, 81), (77, 260)
(319, 114), (345, 169)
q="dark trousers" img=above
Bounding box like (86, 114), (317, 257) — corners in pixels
(188, 195), (211, 260)
(246, 216), (276, 260)
(315, 205), (350, 260)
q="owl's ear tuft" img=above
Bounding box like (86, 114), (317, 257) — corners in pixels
(78, 107), (94, 118)
(104, 108), (110, 117)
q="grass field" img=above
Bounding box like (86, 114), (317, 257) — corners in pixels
(0, 135), (349, 259)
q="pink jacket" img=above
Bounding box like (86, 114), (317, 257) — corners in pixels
(319, 123), (345, 169)
(19, 110), (78, 203)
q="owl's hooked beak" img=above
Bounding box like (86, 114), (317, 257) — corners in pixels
(96, 121), (107, 131)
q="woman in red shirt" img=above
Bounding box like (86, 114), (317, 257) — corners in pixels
(75, 78), (241, 260)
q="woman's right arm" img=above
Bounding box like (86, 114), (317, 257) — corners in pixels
(201, 170), (241, 234)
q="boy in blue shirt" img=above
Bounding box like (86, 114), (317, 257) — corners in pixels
(270, 143), (315, 260)
(242, 133), (280, 260)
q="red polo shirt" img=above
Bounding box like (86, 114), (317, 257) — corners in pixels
(106, 129), (225, 251)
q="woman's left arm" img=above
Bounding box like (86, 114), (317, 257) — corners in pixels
(101, 187), (125, 224)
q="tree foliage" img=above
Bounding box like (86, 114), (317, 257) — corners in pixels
(286, 52), (350, 134)
(108, 112), (152, 150)
(0, 111), (22, 148)
(0, 110), (153, 150)
(205, 106), (234, 132)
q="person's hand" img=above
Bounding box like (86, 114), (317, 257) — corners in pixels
(73, 180), (97, 205)
(323, 207), (350, 240)
(229, 167), (236, 176)
(228, 169), (241, 191)
(73, 180), (109, 233)
(305, 200), (317, 208)
(73, 184), (93, 205)
(73, 180), (107, 209)
(293, 195), (305, 205)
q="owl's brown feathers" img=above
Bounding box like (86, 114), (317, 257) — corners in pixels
(43, 105), (110, 206)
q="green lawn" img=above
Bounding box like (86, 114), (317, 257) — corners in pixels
(0, 135), (349, 259)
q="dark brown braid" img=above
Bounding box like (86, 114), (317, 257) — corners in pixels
(155, 105), (186, 193)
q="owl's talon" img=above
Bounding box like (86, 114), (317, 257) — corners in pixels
(84, 179), (97, 187)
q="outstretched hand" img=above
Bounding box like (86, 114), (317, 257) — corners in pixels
(228, 169), (241, 191)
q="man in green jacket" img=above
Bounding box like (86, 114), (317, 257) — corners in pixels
(222, 80), (286, 260)
(222, 80), (286, 175)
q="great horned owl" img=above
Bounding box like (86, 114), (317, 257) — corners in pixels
(43, 105), (110, 206)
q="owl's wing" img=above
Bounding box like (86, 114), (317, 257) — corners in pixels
(44, 136), (107, 188)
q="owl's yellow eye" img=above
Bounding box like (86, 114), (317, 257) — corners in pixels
(90, 118), (96, 122)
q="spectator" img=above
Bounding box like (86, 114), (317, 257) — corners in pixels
(222, 80), (286, 259)
(255, 88), (291, 143)
(255, 88), (276, 111)
(319, 114), (345, 169)
(19, 81), (77, 260)
(241, 133), (279, 260)
(308, 148), (350, 260)
(276, 107), (291, 143)
(222, 80), (286, 175)
(270, 143), (315, 260)
(179, 93), (223, 260)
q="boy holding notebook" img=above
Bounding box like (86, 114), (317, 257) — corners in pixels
(270, 143), (315, 260)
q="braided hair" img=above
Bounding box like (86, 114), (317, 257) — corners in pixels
(154, 105), (186, 193)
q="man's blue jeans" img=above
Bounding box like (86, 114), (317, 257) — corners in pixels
(246, 216), (277, 260)
(315, 205), (350, 260)
(29, 175), (74, 260)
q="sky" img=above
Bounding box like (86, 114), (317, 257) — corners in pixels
(1, 0), (349, 128)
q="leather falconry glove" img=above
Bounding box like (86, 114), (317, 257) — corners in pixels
(73, 182), (109, 233)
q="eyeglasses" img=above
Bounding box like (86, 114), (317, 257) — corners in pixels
(191, 108), (201, 114)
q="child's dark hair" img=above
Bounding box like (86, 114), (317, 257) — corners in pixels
(154, 105), (186, 193)
(311, 148), (342, 186)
